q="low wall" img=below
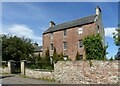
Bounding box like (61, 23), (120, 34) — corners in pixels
(26, 68), (54, 79)
(54, 61), (119, 84)
(0, 67), (9, 73)
(25, 61), (119, 84)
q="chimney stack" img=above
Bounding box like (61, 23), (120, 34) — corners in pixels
(49, 21), (55, 27)
(96, 6), (102, 15)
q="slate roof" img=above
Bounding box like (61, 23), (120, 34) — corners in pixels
(43, 14), (97, 34)
(34, 46), (43, 52)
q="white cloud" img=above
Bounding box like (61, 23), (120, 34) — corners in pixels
(3, 24), (42, 44)
(105, 27), (117, 38)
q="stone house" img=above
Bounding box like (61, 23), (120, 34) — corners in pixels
(43, 6), (105, 60)
(33, 44), (43, 56)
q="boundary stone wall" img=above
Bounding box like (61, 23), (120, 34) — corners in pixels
(26, 68), (54, 80)
(54, 61), (119, 84)
(0, 67), (9, 73)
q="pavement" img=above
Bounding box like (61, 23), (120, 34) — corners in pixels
(0, 74), (59, 85)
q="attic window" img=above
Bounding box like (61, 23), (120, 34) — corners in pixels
(64, 30), (67, 36)
(78, 28), (83, 34)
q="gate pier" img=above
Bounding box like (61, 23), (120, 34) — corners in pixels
(21, 60), (26, 75)
(8, 60), (15, 74)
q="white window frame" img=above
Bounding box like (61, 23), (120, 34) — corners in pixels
(78, 28), (83, 34)
(50, 33), (53, 39)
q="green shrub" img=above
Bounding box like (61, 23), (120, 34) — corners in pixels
(45, 48), (50, 61)
(109, 57), (114, 61)
(2, 61), (7, 68)
(89, 60), (93, 67)
(27, 50), (54, 71)
(53, 47), (58, 63)
(58, 53), (64, 61)
(83, 34), (108, 60)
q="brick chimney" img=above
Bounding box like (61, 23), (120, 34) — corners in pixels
(49, 21), (55, 27)
(96, 6), (102, 15)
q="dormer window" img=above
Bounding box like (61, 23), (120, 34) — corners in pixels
(78, 28), (83, 34)
(50, 33), (53, 39)
(64, 30), (67, 36)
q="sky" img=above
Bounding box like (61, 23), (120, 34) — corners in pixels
(2, 2), (118, 58)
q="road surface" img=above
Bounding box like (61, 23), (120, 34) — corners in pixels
(0, 74), (58, 84)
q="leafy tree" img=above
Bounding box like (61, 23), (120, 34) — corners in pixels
(34, 42), (38, 46)
(83, 34), (107, 60)
(2, 34), (34, 61)
(53, 47), (58, 63)
(109, 57), (114, 61)
(58, 52), (64, 61)
(43, 48), (54, 70)
(113, 27), (120, 46)
(113, 26), (120, 60)
(35, 53), (42, 68)
(45, 48), (50, 61)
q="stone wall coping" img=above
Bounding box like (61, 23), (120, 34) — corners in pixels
(26, 68), (54, 72)
(21, 60), (26, 62)
(8, 60), (15, 62)
(56, 60), (119, 63)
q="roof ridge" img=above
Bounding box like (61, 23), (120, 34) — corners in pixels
(43, 14), (97, 34)
(54, 14), (97, 27)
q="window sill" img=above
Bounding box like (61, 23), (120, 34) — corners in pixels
(63, 49), (67, 51)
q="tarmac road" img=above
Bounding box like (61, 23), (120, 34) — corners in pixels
(0, 74), (58, 85)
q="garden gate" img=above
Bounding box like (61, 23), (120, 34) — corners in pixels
(12, 61), (21, 74)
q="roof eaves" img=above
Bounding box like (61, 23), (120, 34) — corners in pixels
(43, 21), (94, 34)
(43, 14), (97, 34)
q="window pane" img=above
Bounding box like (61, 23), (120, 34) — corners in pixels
(79, 40), (83, 48)
(79, 55), (83, 59)
(50, 44), (53, 50)
(63, 42), (67, 50)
